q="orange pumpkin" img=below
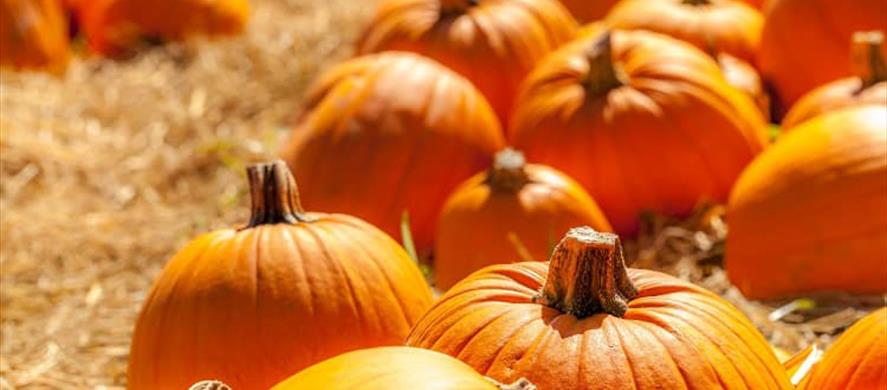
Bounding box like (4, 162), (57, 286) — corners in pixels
(606, 0), (763, 64)
(279, 52), (505, 253)
(271, 347), (535, 390)
(0, 0), (70, 73)
(759, 0), (887, 113)
(782, 31), (887, 129)
(557, 0), (619, 22)
(719, 53), (771, 119)
(434, 148), (611, 290)
(128, 161), (434, 390)
(510, 30), (768, 236)
(76, 0), (248, 56)
(726, 106), (887, 299)
(408, 227), (792, 389)
(357, 0), (577, 123)
(798, 308), (887, 390)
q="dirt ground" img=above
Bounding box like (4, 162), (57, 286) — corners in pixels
(0, 0), (882, 388)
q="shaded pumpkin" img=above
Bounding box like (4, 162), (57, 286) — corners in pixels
(606, 0), (763, 64)
(271, 347), (536, 390)
(758, 0), (887, 114)
(719, 53), (771, 119)
(726, 106), (887, 299)
(782, 31), (887, 129)
(557, 0), (620, 23)
(128, 161), (434, 390)
(356, 0), (577, 123)
(510, 29), (768, 236)
(279, 52), (505, 253)
(408, 226), (792, 389)
(0, 0), (70, 73)
(798, 308), (887, 390)
(434, 148), (611, 290)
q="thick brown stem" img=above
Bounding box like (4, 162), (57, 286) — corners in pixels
(487, 148), (529, 192)
(535, 227), (637, 318)
(682, 0), (710, 5)
(851, 31), (886, 90)
(440, 0), (478, 14)
(583, 30), (624, 96)
(244, 160), (311, 228)
(486, 377), (537, 390)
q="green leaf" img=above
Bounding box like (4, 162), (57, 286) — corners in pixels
(400, 211), (418, 263)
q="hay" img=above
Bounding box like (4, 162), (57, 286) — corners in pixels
(0, 0), (883, 387)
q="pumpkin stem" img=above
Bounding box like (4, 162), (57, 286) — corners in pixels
(682, 0), (710, 5)
(535, 227), (637, 318)
(583, 30), (624, 96)
(486, 377), (537, 390)
(245, 160), (311, 228)
(851, 31), (886, 91)
(440, 0), (478, 14)
(487, 148), (530, 192)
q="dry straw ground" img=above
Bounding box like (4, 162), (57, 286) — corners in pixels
(0, 0), (882, 388)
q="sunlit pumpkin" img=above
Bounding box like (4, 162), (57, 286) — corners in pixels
(356, 0), (577, 123)
(128, 161), (434, 390)
(0, 0), (70, 73)
(782, 31), (887, 129)
(510, 29), (767, 236)
(279, 52), (505, 254)
(408, 227), (793, 389)
(719, 53), (771, 119)
(434, 148), (611, 290)
(726, 106), (887, 299)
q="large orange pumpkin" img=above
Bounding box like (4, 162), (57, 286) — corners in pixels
(0, 0), (70, 73)
(606, 0), (763, 64)
(279, 52), (505, 254)
(434, 148), (611, 290)
(271, 347), (535, 390)
(510, 30), (768, 236)
(782, 31), (887, 129)
(408, 227), (792, 389)
(758, 0), (887, 113)
(557, 0), (619, 23)
(128, 161), (434, 390)
(356, 0), (577, 123)
(726, 106), (887, 299)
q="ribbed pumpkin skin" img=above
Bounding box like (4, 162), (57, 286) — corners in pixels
(356, 0), (577, 123)
(782, 79), (886, 129)
(798, 308), (887, 390)
(719, 53), (770, 118)
(407, 262), (792, 389)
(434, 162), (612, 290)
(606, 0), (763, 64)
(280, 52), (505, 252)
(128, 167), (435, 390)
(272, 347), (506, 390)
(759, 0), (887, 111)
(510, 30), (768, 236)
(557, 0), (619, 22)
(0, 0), (70, 73)
(726, 107), (887, 299)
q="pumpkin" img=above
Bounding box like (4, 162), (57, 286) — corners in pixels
(798, 308), (887, 390)
(782, 344), (822, 386)
(128, 161), (434, 390)
(434, 148), (611, 290)
(606, 0), (763, 64)
(782, 31), (887, 129)
(758, 0), (887, 113)
(407, 227), (792, 389)
(279, 52), (505, 253)
(557, 0), (619, 22)
(726, 106), (887, 299)
(0, 0), (70, 73)
(719, 53), (771, 119)
(271, 347), (536, 390)
(356, 0), (577, 123)
(76, 0), (249, 56)
(510, 30), (768, 236)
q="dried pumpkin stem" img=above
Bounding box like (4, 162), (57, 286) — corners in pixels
(682, 0), (710, 6)
(245, 160), (311, 227)
(583, 31), (624, 96)
(440, 0), (478, 14)
(851, 31), (887, 90)
(486, 377), (537, 390)
(487, 148), (530, 192)
(535, 227), (638, 318)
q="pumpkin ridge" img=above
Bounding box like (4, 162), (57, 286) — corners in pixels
(467, 309), (539, 375)
(307, 223), (369, 334)
(441, 305), (515, 357)
(632, 320), (701, 388)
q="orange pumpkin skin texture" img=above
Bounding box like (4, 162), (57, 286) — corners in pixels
(279, 52), (505, 253)
(799, 308), (887, 390)
(782, 32), (887, 130)
(408, 227), (792, 390)
(719, 53), (770, 119)
(726, 107), (887, 299)
(557, 0), (620, 23)
(356, 0), (577, 123)
(127, 162), (434, 390)
(0, 0), (70, 73)
(606, 0), (763, 64)
(510, 30), (768, 236)
(434, 149), (612, 290)
(758, 0), (887, 112)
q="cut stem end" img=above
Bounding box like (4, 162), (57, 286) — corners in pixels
(851, 31), (887, 90)
(487, 148), (529, 192)
(244, 160), (311, 228)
